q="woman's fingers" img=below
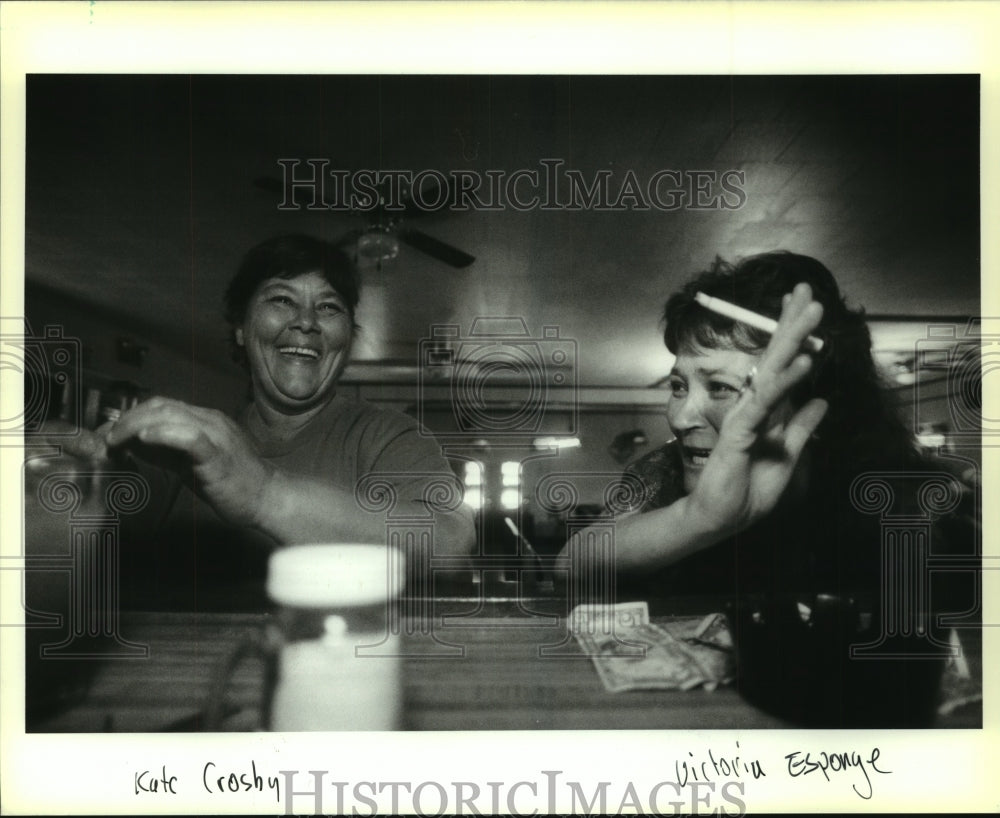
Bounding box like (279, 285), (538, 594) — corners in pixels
(105, 397), (172, 447)
(97, 395), (268, 527)
(54, 427), (108, 460)
(725, 285), (823, 432)
(107, 397), (220, 441)
(781, 398), (828, 459)
(128, 421), (220, 463)
(754, 353), (814, 405)
(726, 352), (814, 437)
(758, 288), (823, 376)
(105, 397), (234, 464)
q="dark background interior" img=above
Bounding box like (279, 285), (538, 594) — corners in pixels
(23, 74), (981, 606)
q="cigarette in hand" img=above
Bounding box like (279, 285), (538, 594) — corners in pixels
(694, 292), (824, 353)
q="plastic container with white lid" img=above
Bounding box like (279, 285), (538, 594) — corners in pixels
(264, 543), (405, 731)
(267, 543), (405, 607)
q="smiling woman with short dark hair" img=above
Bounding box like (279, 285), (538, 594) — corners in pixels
(66, 233), (475, 558)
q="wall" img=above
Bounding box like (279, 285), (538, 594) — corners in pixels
(25, 283), (248, 423)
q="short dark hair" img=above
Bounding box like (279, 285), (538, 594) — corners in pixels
(224, 233), (360, 327)
(223, 234), (360, 366)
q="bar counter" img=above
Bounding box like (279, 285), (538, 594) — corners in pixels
(26, 596), (981, 733)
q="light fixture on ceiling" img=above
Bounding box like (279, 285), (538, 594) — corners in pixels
(355, 226), (400, 262)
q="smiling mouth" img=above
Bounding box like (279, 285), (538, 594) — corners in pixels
(682, 446), (712, 466)
(278, 346), (320, 360)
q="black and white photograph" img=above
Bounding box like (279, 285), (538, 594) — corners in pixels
(1, 3), (996, 816)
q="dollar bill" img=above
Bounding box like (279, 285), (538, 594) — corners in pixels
(682, 613), (735, 690)
(568, 600), (649, 635)
(573, 621), (708, 692)
(569, 603), (734, 693)
(691, 612), (734, 650)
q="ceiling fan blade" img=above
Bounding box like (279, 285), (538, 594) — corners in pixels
(398, 228), (475, 269)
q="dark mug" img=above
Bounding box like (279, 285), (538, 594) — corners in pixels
(727, 591), (947, 727)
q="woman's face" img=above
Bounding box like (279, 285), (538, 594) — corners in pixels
(666, 343), (763, 493)
(236, 270), (353, 415)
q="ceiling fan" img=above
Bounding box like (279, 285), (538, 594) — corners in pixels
(253, 174), (476, 269)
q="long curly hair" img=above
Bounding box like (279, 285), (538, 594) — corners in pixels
(662, 251), (922, 497)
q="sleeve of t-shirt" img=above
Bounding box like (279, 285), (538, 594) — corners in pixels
(353, 407), (467, 509)
(351, 407), (476, 557)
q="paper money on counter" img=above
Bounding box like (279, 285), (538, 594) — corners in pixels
(691, 612), (734, 650)
(568, 600), (649, 634)
(568, 603), (734, 693)
(572, 621), (710, 692)
(681, 613), (735, 690)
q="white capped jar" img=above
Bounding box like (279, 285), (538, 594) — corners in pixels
(265, 544), (404, 731)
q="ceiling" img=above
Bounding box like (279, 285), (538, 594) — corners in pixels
(24, 74), (980, 388)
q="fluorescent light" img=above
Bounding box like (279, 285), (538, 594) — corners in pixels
(500, 488), (520, 510)
(463, 461), (483, 487)
(533, 436), (581, 450)
(501, 461), (520, 486)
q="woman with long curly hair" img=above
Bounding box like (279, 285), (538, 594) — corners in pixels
(560, 251), (973, 725)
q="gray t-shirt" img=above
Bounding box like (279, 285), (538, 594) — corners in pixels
(243, 394), (462, 512)
(120, 395), (471, 607)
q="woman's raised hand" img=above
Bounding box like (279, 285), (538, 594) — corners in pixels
(104, 397), (274, 528)
(685, 283), (829, 536)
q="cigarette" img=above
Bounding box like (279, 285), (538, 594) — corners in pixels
(694, 292), (824, 353)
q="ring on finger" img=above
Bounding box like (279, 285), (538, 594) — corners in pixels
(740, 365), (759, 396)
